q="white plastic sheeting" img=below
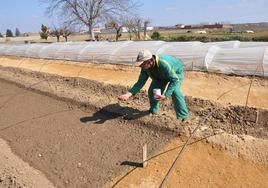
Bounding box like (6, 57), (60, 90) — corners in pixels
(0, 41), (268, 77)
(208, 47), (267, 76)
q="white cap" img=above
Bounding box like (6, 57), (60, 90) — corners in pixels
(135, 50), (153, 66)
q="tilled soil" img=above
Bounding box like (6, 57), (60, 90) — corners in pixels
(0, 66), (267, 139)
(0, 138), (55, 188)
(0, 80), (172, 188)
(0, 65), (268, 187)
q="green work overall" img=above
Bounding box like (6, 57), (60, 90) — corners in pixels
(129, 54), (189, 119)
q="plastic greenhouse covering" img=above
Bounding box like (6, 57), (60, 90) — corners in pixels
(0, 41), (267, 77)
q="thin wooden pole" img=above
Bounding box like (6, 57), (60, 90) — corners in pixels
(143, 144), (148, 168)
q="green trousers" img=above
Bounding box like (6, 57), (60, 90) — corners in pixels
(148, 75), (189, 119)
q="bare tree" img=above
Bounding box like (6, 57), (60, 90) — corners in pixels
(43, 0), (139, 40)
(143, 19), (151, 40)
(122, 16), (136, 40)
(106, 18), (125, 41)
(132, 17), (142, 40)
(49, 24), (74, 42)
(49, 25), (62, 42)
(106, 21), (119, 41)
(61, 25), (73, 42)
(62, 29), (71, 42)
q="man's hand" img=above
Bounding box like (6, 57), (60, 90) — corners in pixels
(118, 92), (133, 101)
(155, 95), (166, 101)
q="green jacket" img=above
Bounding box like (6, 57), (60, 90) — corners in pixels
(129, 54), (184, 97)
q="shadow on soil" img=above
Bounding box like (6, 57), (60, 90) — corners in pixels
(80, 103), (150, 124)
(120, 161), (143, 168)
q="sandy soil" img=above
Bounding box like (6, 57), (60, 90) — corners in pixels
(0, 66), (267, 141)
(0, 138), (55, 188)
(0, 57), (268, 187)
(0, 56), (268, 109)
(105, 138), (268, 188)
(1, 79), (267, 188)
(0, 79), (171, 188)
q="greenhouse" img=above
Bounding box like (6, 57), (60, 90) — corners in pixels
(0, 40), (267, 77)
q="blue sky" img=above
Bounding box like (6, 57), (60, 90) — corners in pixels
(0, 0), (268, 33)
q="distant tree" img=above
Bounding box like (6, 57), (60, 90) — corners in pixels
(106, 20), (123, 42)
(151, 31), (161, 40)
(15, 28), (21, 37)
(61, 26), (72, 42)
(122, 16), (138, 40)
(44, 0), (139, 40)
(49, 23), (73, 42)
(0, 32), (3, 38)
(6, 29), (13, 37)
(49, 29), (61, 42)
(132, 17), (142, 40)
(143, 19), (151, 40)
(40, 24), (49, 40)
(49, 26), (62, 42)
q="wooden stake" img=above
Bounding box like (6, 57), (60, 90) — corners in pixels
(256, 109), (259, 124)
(143, 144), (148, 168)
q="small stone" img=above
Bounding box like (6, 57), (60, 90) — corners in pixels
(38, 154), (42, 157)
(77, 162), (82, 167)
